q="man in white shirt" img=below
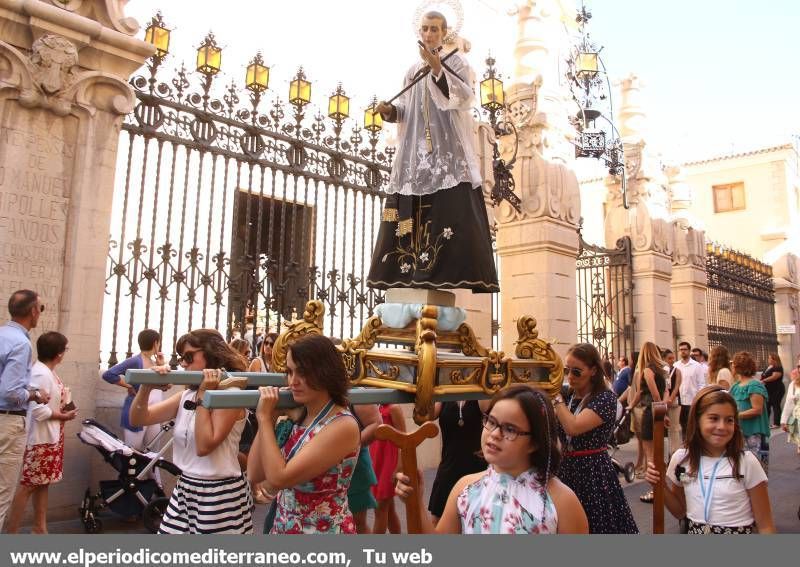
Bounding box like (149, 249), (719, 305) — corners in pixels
(675, 341), (706, 439)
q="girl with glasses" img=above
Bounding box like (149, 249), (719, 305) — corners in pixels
(129, 329), (253, 534)
(551, 343), (639, 533)
(395, 385), (588, 534)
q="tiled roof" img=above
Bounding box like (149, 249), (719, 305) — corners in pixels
(682, 144), (795, 167)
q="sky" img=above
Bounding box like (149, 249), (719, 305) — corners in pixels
(122, 0), (798, 164)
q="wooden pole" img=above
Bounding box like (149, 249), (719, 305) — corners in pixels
(374, 421), (439, 534)
(651, 401), (668, 534)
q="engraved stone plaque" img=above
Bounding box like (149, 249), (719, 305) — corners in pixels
(0, 102), (77, 330)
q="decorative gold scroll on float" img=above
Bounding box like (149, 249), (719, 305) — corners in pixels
(272, 300), (563, 424)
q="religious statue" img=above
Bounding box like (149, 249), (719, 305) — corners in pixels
(366, 4), (499, 294)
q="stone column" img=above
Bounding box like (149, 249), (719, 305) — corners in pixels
(495, 0), (581, 357)
(668, 165), (709, 350)
(604, 76), (674, 350)
(772, 253), (800, 367)
(0, 0), (153, 519)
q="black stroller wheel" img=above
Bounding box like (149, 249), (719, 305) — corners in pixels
(624, 462), (636, 483)
(84, 515), (103, 534)
(143, 497), (169, 533)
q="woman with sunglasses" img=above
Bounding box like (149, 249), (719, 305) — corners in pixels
(551, 343), (638, 533)
(395, 385), (588, 534)
(249, 332), (279, 373)
(129, 329), (253, 534)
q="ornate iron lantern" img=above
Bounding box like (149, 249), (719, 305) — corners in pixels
(478, 55), (521, 213)
(567, 2), (627, 205)
(575, 51), (599, 81)
(328, 84), (349, 121)
(196, 33), (222, 76)
(289, 67), (311, 108)
(245, 52), (269, 93)
(364, 97), (383, 133)
(144, 12), (170, 59)
(479, 58), (505, 112)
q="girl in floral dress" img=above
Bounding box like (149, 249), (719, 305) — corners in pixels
(249, 335), (361, 534)
(395, 385), (588, 534)
(5, 332), (77, 533)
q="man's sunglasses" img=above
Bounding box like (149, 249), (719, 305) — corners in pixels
(563, 366), (584, 378)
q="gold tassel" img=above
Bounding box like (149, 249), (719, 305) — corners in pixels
(398, 218), (413, 237)
(382, 208), (399, 222)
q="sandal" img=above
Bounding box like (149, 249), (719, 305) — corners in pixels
(639, 491), (654, 503)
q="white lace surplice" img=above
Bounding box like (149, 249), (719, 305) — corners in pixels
(387, 52), (482, 196)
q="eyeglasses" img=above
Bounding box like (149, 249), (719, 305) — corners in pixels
(562, 366), (584, 378)
(179, 349), (202, 364)
(481, 413), (532, 441)
(264, 341), (274, 347)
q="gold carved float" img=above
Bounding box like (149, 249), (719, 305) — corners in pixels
(272, 300), (563, 424)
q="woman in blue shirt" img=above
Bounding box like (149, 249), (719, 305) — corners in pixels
(101, 329), (163, 451)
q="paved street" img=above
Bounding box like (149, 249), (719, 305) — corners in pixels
(36, 429), (798, 535)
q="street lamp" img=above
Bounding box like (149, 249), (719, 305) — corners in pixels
(478, 55), (521, 213)
(575, 51), (599, 82)
(566, 2), (627, 206)
(364, 97), (383, 133)
(289, 67), (311, 108)
(245, 52), (269, 93)
(144, 12), (170, 59)
(328, 84), (350, 121)
(479, 57), (505, 112)
(196, 33), (222, 76)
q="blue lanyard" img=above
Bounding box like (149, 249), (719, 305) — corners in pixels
(285, 399), (335, 461)
(698, 457), (725, 524)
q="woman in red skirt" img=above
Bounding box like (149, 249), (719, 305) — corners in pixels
(6, 332), (77, 533)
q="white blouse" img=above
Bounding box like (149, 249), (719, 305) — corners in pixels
(26, 361), (63, 446)
(171, 389), (245, 479)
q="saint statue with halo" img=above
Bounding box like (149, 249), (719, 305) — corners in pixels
(366, 1), (499, 294)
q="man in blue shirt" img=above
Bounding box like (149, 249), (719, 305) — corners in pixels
(0, 290), (48, 530)
(612, 355), (631, 397)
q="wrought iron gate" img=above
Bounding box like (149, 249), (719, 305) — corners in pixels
(575, 230), (635, 360)
(706, 246), (777, 368)
(101, 53), (393, 366)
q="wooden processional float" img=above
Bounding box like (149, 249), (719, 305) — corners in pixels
(127, 299), (564, 533)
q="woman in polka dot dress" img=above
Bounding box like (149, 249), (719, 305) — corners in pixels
(552, 343), (639, 534)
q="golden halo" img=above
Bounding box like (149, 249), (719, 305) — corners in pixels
(413, 0), (464, 44)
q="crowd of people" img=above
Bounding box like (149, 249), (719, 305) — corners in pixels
(2, 285), (798, 535)
(607, 340), (800, 533)
(1, 10), (797, 539)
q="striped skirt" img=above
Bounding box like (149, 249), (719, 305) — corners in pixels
(158, 473), (254, 534)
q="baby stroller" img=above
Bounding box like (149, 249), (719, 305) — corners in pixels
(77, 418), (180, 533)
(608, 405), (636, 483)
